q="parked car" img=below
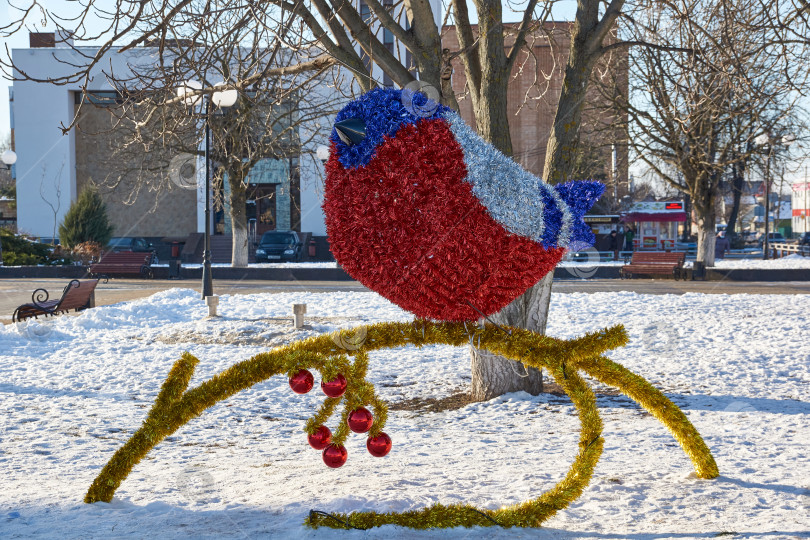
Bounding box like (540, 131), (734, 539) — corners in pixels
(741, 231), (758, 245)
(797, 232), (810, 246)
(255, 231), (302, 262)
(107, 237), (158, 264)
(756, 232), (786, 247)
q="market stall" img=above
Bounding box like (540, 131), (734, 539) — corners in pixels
(621, 201), (686, 250)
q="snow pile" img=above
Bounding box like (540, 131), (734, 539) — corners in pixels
(1, 289), (808, 537)
(712, 254), (810, 269)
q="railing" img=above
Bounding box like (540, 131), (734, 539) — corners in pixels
(769, 243), (810, 258)
(564, 248), (770, 263)
(564, 250), (632, 263)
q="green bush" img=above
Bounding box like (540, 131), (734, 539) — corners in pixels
(58, 188), (114, 249)
(2, 251), (43, 266)
(0, 228), (53, 265)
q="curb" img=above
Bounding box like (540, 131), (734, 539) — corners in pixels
(0, 265), (355, 281)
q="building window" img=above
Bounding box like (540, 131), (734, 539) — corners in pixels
(74, 91), (126, 106)
(360, 1), (371, 23)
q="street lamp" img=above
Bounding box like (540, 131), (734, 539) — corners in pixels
(178, 80), (238, 299)
(1, 149), (16, 170)
(755, 133), (793, 260)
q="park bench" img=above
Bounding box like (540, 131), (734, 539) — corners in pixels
(12, 279), (99, 322)
(90, 251), (154, 280)
(620, 251), (686, 280)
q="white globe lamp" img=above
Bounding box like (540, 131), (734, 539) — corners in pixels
(1, 149), (16, 168)
(316, 145), (330, 163)
(177, 80), (203, 107)
(212, 82), (238, 108)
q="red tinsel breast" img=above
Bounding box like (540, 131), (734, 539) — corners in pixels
(324, 118), (564, 321)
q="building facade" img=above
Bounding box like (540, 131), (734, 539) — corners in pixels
(791, 182), (809, 235)
(10, 34), (329, 242)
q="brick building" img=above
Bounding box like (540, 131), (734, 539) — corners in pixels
(443, 23), (629, 210)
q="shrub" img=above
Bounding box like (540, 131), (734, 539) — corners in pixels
(71, 241), (103, 265)
(0, 228), (53, 265)
(58, 188), (114, 249)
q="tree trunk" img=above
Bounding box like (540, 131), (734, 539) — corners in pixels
(470, 272), (553, 400)
(696, 204), (716, 267)
(228, 172), (249, 268)
(467, 0), (617, 402)
(467, 0), (544, 401)
(726, 161), (745, 246)
(542, 54), (591, 184)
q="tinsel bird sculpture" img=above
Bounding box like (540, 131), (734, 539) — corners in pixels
(85, 88), (718, 533)
(324, 88), (604, 321)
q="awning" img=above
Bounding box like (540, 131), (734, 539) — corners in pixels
(621, 212), (687, 223)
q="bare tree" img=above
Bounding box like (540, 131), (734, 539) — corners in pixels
(600, 0), (805, 266)
(3, 2), (339, 266)
(3, 0), (752, 398)
(90, 45), (338, 266)
(39, 161), (65, 243)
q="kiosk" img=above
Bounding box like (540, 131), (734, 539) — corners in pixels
(621, 201), (686, 250)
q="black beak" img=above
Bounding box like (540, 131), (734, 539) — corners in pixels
(334, 118), (366, 146)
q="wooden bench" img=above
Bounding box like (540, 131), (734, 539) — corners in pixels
(90, 251), (154, 280)
(621, 251), (686, 280)
(13, 279), (99, 322)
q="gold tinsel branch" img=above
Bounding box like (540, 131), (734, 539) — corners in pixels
(84, 320), (718, 532)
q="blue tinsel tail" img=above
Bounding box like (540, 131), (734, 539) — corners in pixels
(554, 180), (605, 252)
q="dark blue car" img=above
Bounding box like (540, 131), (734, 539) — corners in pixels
(255, 231), (302, 263)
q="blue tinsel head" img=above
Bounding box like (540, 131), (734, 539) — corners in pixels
(332, 88), (450, 169)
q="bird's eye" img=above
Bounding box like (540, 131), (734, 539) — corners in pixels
(334, 117), (366, 146)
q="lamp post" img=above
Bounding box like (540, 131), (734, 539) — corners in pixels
(755, 133), (793, 260)
(177, 81), (237, 299)
(1, 150), (17, 267)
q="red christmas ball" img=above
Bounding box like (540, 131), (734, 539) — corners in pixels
(307, 425), (332, 450)
(347, 407), (374, 433)
(366, 432), (392, 457)
(321, 374), (348, 398)
(288, 369), (314, 394)
(322, 444), (348, 468)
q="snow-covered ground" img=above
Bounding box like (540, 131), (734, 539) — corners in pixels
(1, 289), (808, 538)
(558, 253), (810, 274)
(711, 254), (810, 269)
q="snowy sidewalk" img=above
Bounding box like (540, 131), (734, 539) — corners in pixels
(1, 289), (808, 538)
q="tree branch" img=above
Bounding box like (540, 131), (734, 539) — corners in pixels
(270, 0), (372, 90)
(505, 0), (540, 72)
(365, 0), (416, 52)
(601, 40), (695, 55)
(451, 0), (481, 99)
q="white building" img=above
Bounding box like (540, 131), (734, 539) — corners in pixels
(10, 0), (443, 243)
(10, 33), (331, 241)
(792, 182), (810, 234)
